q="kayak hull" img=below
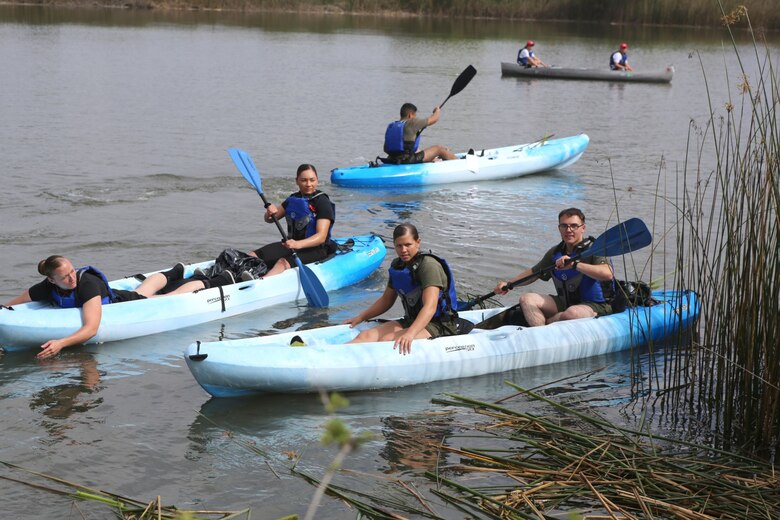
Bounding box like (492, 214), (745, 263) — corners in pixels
(329, 134), (589, 187)
(184, 290), (699, 397)
(0, 235), (386, 351)
(501, 62), (675, 84)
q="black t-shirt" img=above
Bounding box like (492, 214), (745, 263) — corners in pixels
(28, 271), (108, 306)
(27, 271), (142, 306)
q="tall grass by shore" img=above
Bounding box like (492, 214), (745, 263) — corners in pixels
(21, 0), (780, 31)
(664, 5), (780, 453)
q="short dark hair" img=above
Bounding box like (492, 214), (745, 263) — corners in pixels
(400, 103), (417, 119)
(393, 223), (419, 241)
(558, 207), (585, 223)
(296, 163), (318, 178)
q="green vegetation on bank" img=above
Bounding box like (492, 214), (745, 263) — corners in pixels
(20, 0), (780, 31)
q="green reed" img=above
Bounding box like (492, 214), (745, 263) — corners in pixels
(40, 0), (780, 30)
(0, 460), (253, 519)
(664, 5), (780, 452)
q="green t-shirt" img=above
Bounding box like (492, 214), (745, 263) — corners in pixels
(532, 240), (608, 282)
(402, 117), (428, 143)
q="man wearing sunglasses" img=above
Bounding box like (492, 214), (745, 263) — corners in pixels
(493, 207), (614, 326)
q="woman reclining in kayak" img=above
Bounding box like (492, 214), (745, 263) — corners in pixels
(343, 223), (461, 355)
(4, 256), (236, 359)
(241, 163), (337, 279)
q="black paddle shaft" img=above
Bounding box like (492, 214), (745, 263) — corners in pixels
(257, 192), (292, 243)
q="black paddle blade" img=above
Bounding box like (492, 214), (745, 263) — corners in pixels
(450, 65), (477, 97)
(440, 65), (477, 108)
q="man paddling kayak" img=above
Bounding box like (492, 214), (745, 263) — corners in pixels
(492, 208), (615, 326)
(383, 103), (456, 164)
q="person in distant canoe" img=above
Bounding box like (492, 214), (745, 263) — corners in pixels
(344, 223), (462, 355)
(610, 42), (633, 71)
(383, 103), (457, 164)
(491, 208), (615, 327)
(4, 257), (236, 359)
(242, 163), (337, 279)
(517, 40), (547, 68)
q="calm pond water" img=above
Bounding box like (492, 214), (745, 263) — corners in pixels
(1, 6), (775, 517)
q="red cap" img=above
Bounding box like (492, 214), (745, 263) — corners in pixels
(620, 42), (628, 49)
(526, 40), (535, 47)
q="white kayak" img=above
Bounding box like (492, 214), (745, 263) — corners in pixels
(184, 290), (699, 398)
(0, 235), (386, 351)
(329, 134), (589, 187)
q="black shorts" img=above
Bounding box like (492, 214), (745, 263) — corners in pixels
(388, 151), (425, 164)
(253, 241), (334, 267)
(112, 289), (147, 302)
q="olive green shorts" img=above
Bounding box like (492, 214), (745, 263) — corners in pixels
(551, 296), (613, 316)
(397, 317), (459, 338)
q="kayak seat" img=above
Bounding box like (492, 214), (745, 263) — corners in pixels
(315, 238), (356, 266)
(335, 238), (355, 253)
(370, 156), (391, 167)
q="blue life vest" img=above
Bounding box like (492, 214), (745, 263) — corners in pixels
(383, 120), (421, 156)
(550, 238), (612, 306)
(610, 51), (628, 70)
(388, 253), (458, 322)
(50, 266), (116, 309)
(284, 192), (334, 241)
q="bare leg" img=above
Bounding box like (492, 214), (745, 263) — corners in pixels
(422, 145), (457, 162)
(348, 320), (403, 343)
(547, 304), (597, 324)
(163, 280), (207, 296)
(134, 273), (169, 297)
(518, 292), (558, 327)
(264, 258), (292, 278)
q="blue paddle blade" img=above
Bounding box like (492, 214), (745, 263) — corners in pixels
(227, 147), (329, 308)
(581, 217), (652, 258)
(293, 255), (329, 308)
(227, 148), (262, 193)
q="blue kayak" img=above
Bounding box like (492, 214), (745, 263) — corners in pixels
(330, 134), (589, 188)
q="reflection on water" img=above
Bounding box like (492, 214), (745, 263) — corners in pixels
(380, 411), (456, 474)
(27, 353), (103, 441)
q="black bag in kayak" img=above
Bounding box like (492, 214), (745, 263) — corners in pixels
(611, 280), (658, 313)
(206, 248), (268, 279)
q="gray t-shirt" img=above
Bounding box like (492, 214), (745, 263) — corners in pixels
(403, 116), (428, 143)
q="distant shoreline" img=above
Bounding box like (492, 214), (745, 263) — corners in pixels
(0, 0), (776, 31)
